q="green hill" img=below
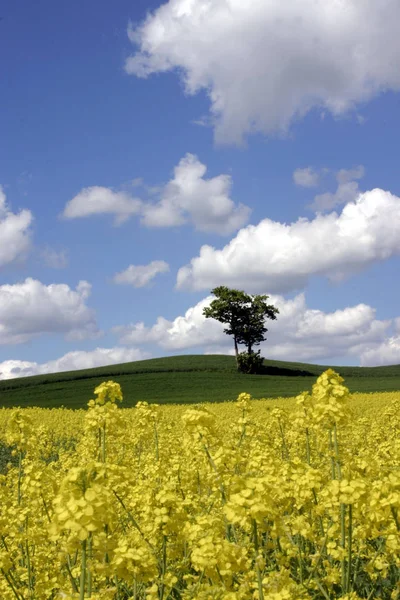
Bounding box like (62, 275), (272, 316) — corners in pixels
(1, 354), (400, 409)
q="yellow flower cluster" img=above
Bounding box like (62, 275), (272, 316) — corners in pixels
(0, 373), (399, 599)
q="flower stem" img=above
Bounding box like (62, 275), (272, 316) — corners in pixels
(332, 424), (347, 592)
(87, 533), (93, 597)
(154, 422), (159, 462)
(80, 539), (87, 600)
(17, 451), (22, 506)
(159, 534), (167, 600)
(252, 520), (264, 600)
(305, 427), (311, 465)
(1, 568), (23, 600)
(25, 517), (33, 599)
(101, 425), (106, 463)
(391, 506), (400, 532)
(346, 504), (353, 593)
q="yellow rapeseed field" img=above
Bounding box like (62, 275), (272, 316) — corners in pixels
(0, 370), (399, 599)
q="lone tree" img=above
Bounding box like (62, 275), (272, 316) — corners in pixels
(202, 286), (279, 372)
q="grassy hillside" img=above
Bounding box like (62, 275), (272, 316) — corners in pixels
(1, 354), (400, 409)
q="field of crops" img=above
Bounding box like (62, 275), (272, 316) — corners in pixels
(0, 369), (399, 599)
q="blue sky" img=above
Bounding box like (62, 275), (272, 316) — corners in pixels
(1, 0), (400, 378)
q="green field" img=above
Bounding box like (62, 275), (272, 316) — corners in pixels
(1, 354), (400, 409)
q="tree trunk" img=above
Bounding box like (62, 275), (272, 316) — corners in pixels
(247, 342), (252, 354)
(234, 336), (239, 370)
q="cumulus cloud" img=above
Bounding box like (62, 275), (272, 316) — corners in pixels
(112, 296), (225, 349)
(293, 167), (320, 188)
(113, 260), (170, 287)
(0, 278), (99, 344)
(62, 154), (250, 235)
(140, 154), (250, 234)
(308, 165), (365, 212)
(125, 0), (400, 145)
(112, 292), (398, 366)
(357, 338), (400, 367)
(0, 185), (33, 268)
(176, 187), (400, 293)
(62, 186), (143, 226)
(0, 347), (150, 380)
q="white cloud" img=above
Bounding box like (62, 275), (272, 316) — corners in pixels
(0, 278), (99, 344)
(336, 165), (365, 185)
(357, 337), (400, 367)
(40, 246), (69, 269)
(0, 185), (33, 269)
(140, 154), (250, 234)
(310, 182), (361, 213)
(293, 167), (320, 188)
(176, 187), (400, 293)
(0, 347), (150, 380)
(112, 296), (225, 349)
(113, 260), (170, 287)
(62, 186), (143, 226)
(112, 292), (397, 366)
(308, 165), (365, 212)
(125, 0), (400, 145)
(62, 154), (250, 235)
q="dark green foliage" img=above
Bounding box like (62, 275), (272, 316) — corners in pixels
(0, 442), (18, 475)
(0, 354), (400, 409)
(237, 350), (265, 374)
(234, 295), (279, 354)
(202, 286), (279, 364)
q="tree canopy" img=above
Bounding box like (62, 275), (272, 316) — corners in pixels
(202, 286), (279, 370)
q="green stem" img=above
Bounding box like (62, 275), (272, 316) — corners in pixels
(314, 578), (330, 600)
(17, 451), (22, 506)
(332, 424), (346, 592)
(113, 491), (155, 551)
(1, 535), (9, 552)
(7, 569), (23, 593)
(114, 575), (120, 599)
(1, 568), (23, 600)
(201, 437), (227, 505)
(87, 533), (93, 597)
(328, 431), (336, 479)
(160, 534), (167, 600)
(41, 493), (51, 523)
(366, 581), (378, 600)
(340, 503), (346, 591)
(238, 408), (246, 448)
(154, 421), (159, 462)
(80, 539), (87, 600)
(332, 423), (342, 479)
(305, 428), (311, 465)
(278, 421), (290, 460)
(201, 439), (233, 541)
(391, 506), (400, 532)
(216, 565), (226, 587)
(252, 520), (264, 600)
(345, 504), (352, 593)
(101, 425), (106, 463)
(25, 517), (33, 599)
(298, 536), (304, 585)
(304, 533), (329, 586)
(350, 552), (360, 592)
(65, 560), (79, 594)
(312, 489), (325, 538)
(104, 523), (109, 565)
